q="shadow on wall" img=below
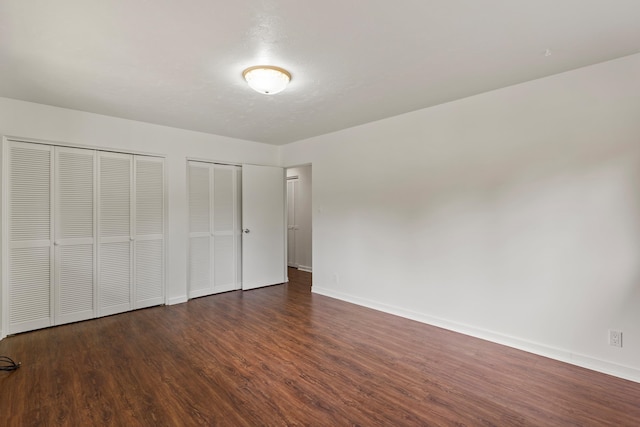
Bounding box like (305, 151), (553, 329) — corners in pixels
(331, 134), (640, 347)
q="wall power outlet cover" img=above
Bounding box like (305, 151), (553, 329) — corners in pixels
(609, 330), (623, 348)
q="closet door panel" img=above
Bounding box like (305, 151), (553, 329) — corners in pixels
(58, 244), (94, 320)
(213, 166), (239, 293)
(188, 162), (212, 298)
(98, 152), (133, 316)
(213, 235), (235, 292)
(9, 247), (51, 333)
(189, 236), (211, 298)
(213, 167), (234, 231)
(54, 147), (96, 325)
(189, 163), (211, 234)
(99, 242), (131, 315)
(134, 157), (164, 308)
(135, 157), (164, 236)
(7, 142), (54, 334)
(187, 162), (240, 297)
(135, 239), (163, 306)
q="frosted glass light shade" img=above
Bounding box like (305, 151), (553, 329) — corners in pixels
(243, 65), (291, 95)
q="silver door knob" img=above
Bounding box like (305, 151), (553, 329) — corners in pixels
(243, 228), (250, 234)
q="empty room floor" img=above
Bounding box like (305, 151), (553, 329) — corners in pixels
(1, 268), (639, 426)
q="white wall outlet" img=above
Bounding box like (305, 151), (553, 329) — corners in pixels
(609, 330), (623, 348)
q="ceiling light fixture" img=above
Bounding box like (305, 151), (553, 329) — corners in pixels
(242, 65), (291, 95)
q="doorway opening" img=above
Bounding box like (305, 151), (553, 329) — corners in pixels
(286, 165), (312, 273)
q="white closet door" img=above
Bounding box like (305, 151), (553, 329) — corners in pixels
(98, 152), (133, 316)
(7, 142), (54, 334)
(188, 162), (241, 298)
(242, 164), (285, 290)
(134, 156), (164, 308)
(188, 162), (212, 298)
(54, 147), (96, 325)
(213, 165), (241, 293)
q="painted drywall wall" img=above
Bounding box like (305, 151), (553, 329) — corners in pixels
(0, 97), (279, 335)
(286, 165), (312, 271)
(281, 53), (640, 382)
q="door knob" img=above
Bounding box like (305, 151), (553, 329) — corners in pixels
(243, 228), (250, 234)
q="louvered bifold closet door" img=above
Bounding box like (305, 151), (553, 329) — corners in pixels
(7, 142), (54, 334)
(98, 152), (133, 316)
(54, 147), (97, 325)
(212, 165), (241, 293)
(188, 161), (213, 298)
(134, 156), (164, 308)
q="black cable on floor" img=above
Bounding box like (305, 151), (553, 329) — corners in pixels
(0, 355), (21, 371)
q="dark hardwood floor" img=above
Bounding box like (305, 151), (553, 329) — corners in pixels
(1, 268), (639, 426)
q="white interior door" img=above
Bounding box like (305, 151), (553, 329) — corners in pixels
(188, 161), (241, 298)
(98, 152), (133, 317)
(54, 146), (96, 326)
(6, 141), (54, 334)
(242, 164), (285, 290)
(188, 161), (212, 298)
(134, 156), (165, 308)
(212, 165), (241, 293)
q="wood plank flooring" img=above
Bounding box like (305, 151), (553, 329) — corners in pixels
(1, 268), (639, 426)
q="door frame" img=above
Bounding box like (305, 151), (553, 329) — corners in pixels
(286, 175), (299, 269)
(285, 164), (313, 275)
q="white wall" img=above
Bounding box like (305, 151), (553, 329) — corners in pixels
(0, 97), (279, 335)
(281, 53), (640, 382)
(286, 165), (312, 271)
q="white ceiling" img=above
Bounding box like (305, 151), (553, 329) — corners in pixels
(1, 1), (639, 145)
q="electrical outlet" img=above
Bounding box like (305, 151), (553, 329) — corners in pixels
(609, 330), (623, 348)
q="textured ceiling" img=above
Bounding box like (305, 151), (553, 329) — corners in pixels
(1, 1), (639, 145)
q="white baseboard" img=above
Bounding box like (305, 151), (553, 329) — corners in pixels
(312, 286), (640, 384)
(166, 295), (188, 305)
(298, 265), (312, 273)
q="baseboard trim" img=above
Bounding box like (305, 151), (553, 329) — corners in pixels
(298, 265), (312, 273)
(312, 286), (640, 384)
(167, 295), (188, 305)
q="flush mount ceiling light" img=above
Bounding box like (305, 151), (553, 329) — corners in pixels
(242, 65), (291, 95)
